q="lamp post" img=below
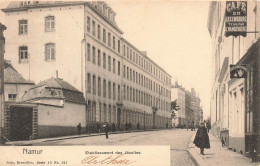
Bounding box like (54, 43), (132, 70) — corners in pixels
(0, 23), (6, 144)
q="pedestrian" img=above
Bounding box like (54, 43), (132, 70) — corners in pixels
(206, 121), (211, 133)
(77, 123), (82, 135)
(166, 123), (168, 129)
(137, 122), (140, 130)
(112, 122), (116, 132)
(193, 122), (210, 155)
(129, 122), (132, 131)
(103, 122), (109, 139)
(97, 123), (101, 133)
(125, 123), (128, 131)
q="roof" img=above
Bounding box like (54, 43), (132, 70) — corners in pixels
(2, 1), (124, 34)
(21, 77), (85, 104)
(122, 38), (172, 78)
(4, 60), (34, 84)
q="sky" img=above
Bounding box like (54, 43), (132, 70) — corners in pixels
(0, 0), (212, 119)
(107, 0), (212, 119)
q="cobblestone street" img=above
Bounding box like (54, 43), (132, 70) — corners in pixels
(34, 129), (195, 166)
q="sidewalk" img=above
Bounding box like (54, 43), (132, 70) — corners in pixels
(4, 129), (161, 146)
(187, 132), (260, 166)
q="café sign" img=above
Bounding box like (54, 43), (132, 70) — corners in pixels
(225, 1), (247, 37)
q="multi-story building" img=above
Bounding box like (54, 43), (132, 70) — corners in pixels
(208, 1), (260, 158)
(172, 82), (201, 128)
(2, 1), (172, 131)
(191, 88), (201, 127)
(171, 82), (186, 127)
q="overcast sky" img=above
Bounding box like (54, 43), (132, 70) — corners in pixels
(0, 0), (212, 119)
(107, 0), (212, 119)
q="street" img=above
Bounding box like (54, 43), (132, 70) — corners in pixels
(34, 129), (196, 166)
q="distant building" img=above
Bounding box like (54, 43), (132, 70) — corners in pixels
(171, 82), (185, 127)
(171, 82), (201, 128)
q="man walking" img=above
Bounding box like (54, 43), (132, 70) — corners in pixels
(193, 122), (210, 155)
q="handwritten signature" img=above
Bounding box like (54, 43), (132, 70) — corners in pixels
(81, 154), (136, 165)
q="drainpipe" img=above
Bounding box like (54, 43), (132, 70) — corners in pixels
(0, 23), (6, 144)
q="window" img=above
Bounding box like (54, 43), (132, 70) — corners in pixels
(103, 52), (106, 69)
(103, 29), (106, 43)
(92, 20), (96, 36)
(98, 77), (101, 96)
(45, 43), (55, 61)
(19, 20), (27, 35)
(130, 50), (132, 60)
(123, 45), (125, 56)
(123, 65), (125, 78)
(87, 73), (91, 93)
(108, 81), (111, 99)
(93, 75), (96, 95)
(103, 79), (106, 98)
(45, 16), (55, 32)
(108, 56), (111, 71)
(87, 17), (90, 32)
(127, 86), (129, 100)
(8, 94), (17, 101)
(92, 46), (96, 64)
(108, 32), (111, 47)
(98, 49), (101, 66)
(113, 36), (115, 49)
(19, 46), (28, 63)
(118, 61), (120, 76)
(127, 67), (129, 79)
(113, 83), (116, 100)
(97, 24), (101, 39)
(87, 43), (90, 61)
(127, 47), (129, 58)
(113, 58), (116, 73)
(118, 85), (120, 101)
(130, 69), (132, 81)
(133, 52), (135, 62)
(118, 40), (120, 53)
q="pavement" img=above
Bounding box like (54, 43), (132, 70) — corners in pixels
(4, 129), (161, 146)
(187, 132), (260, 166)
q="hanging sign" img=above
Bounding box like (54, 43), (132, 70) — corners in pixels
(230, 65), (247, 78)
(225, 1), (247, 37)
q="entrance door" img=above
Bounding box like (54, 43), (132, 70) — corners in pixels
(10, 107), (33, 141)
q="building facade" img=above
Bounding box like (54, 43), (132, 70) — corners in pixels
(2, 1), (172, 131)
(171, 82), (186, 127)
(208, 1), (260, 158)
(171, 82), (201, 128)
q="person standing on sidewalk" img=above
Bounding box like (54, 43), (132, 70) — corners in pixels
(77, 123), (82, 135)
(103, 122), (109, 139)
(193, 122), (210, 155)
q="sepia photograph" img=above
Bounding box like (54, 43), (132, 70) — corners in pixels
(0, 0), (259, 165)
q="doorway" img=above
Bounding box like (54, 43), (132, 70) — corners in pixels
(10, 107), (33, 141)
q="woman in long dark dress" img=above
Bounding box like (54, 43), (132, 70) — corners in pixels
(193, 122), (210, 155)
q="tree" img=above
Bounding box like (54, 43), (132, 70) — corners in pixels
(171, 100), (180, 111)
(171, 100), (180, 119)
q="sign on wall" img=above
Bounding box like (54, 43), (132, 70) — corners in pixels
(230, 65), (247, 78)
(225, 1), (247, 37)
